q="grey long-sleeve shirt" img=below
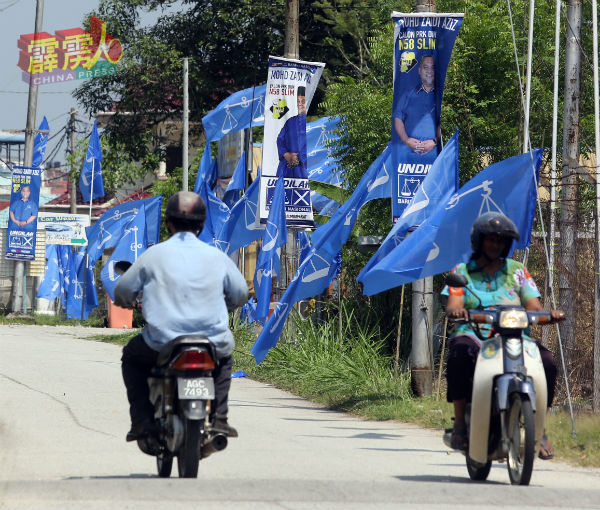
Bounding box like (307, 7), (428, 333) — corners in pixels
(114, 231), (248, 358)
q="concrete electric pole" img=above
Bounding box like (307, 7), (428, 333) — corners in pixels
(11, 0), (44, 314)
(409, 0), (436, 397)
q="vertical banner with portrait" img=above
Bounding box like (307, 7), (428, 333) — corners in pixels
(391, 12), (464, 220)
(259, 56), (325, 228)
(5, 165), (41, 261)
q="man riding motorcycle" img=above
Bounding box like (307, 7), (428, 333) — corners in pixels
(115, 191), (249, 441)
(443, 212), (564, 459)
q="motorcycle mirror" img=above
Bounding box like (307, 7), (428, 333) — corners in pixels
(114, 261), (132, 276)
(445, 273), (468, 288)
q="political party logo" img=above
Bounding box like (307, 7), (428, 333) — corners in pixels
(18, 16), (123, 86)
(270, 99), (289, 120)
(400, 51), (417, 72)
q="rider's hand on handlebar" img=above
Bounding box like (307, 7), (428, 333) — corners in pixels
(447, 307), (469, 321)
(550, 309), (565, 322)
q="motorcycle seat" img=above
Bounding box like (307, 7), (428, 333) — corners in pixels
(156, 335), (217, 367)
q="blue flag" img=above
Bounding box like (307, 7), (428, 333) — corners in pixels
(101, 206), (148, 301)
(78, 119), (105, 202)
(224, 151), (246, 208)
(254, 176), (287, 321)
(37, 244), (61, 301)
(251, 248), (342, 363)
(197, 180), (230, 246)
(240, 297), (258, 325)
(32, 116), (49, 168)
(194, 144), (219, 192)
(297, 230), (312, 266)
(306, 117), (344, 187)
(66, 247), (99, 320)
(214, 176), (263, 255)
(202, 85), (266, 142)
(85, 196), (162, 264)
(357, 130), (459, 284)
(362, 144), (392, 203)
(310, 144), (393, 258)
(360, 150), (543, 295)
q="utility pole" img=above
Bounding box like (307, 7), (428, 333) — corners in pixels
(281, 0), (300, 292)
(409, 0), (436, 396)
(284, 0), (299, 60)
(558, 0), (582, 375)
(591, 0), (600, 412)
(68, 108), (77, 214)
(182, 57), (189, 191)
(11, 0), (44, 314)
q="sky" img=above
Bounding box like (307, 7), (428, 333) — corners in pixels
(0, 0), (178, 164)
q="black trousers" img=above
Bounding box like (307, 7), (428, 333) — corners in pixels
(446, 334), (557, 407)
(121, 334), (233, 426)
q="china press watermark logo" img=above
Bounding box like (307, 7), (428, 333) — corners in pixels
(17, 16), (123, 85)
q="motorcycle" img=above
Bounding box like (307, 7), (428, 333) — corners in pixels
(115, 262), (228, 478)
(442, 272), (556, 485)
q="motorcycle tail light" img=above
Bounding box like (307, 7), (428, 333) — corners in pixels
(499, 310), (528, 329)
(172, 350), (215, 371)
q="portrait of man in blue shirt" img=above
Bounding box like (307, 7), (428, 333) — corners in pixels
(393, 55), (441, 156)
(276, 86), (308, 179)
(9, 185), (37, 231)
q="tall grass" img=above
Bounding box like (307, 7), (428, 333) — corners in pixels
(233, 303), (415, 416)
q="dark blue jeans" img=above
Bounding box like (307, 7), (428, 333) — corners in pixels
(121, 333), (233, 426)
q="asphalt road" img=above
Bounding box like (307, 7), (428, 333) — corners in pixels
(1, 324), (599, 510)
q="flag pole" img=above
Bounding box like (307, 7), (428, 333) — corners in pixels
(82, 159), (94, 320)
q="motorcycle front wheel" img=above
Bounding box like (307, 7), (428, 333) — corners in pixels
(177, 418), (201, 478)
(506, 393), (535, 485)
(466, 455), (492, 481)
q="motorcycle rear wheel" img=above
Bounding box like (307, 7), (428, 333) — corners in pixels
(177, 418), (201, 478)
(157, 451), (173, 478)
(506, 393), (535, 485)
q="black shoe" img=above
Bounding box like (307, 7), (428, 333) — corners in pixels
(126, 420), (158, 442)
(213, 417), (238, 438)
(450, 428), (468, 451)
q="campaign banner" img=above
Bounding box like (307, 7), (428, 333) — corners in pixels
(259, 56), (325, 228)
(391, 12), (463, 220)
(5, 166), (42, 261)
(37, 213), (90, 245)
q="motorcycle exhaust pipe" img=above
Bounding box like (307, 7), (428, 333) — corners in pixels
(201, 433), (228, 458)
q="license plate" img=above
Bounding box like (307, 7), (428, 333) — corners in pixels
(177, 378), (215, 399)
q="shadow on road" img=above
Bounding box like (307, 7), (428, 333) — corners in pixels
(395, 474), (504, 485)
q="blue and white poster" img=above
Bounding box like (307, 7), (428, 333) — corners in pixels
(5, 166), (41, 261)
(391, 12), (463, 219)
(259, 56), (325, 228)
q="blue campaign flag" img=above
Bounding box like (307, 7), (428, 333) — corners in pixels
(297, 230), (312, 265)
(254, 176), (287, 321)
(306, 117), (344, 186)
(66, 247), (99, 320)
(86, 196), (162, 264)
(357, 130), (459, 284)
(194, 144), (220, 191)
(251, 248), (342, 363)
(310, 143), (393, 258)
(37, 244), (61, 301)
(198, 180), (230, 246)
(362, 143), (392, 204)
(78, 119), (105, 202)
(214, 176), (263, 255)
(224, 151), (246, 208)
(360, 149), (543, 295)
(101, 206), (148, 301)
(202, 84), (266, 143)
(310, 191), (340, 217)
(32, 116), (49, 168)
(240, 297), (258, 325)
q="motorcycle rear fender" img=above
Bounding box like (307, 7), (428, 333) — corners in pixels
(180, 399), (207, 420)
(495, 375), (536, 412)
(469, 338), (503, 465)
